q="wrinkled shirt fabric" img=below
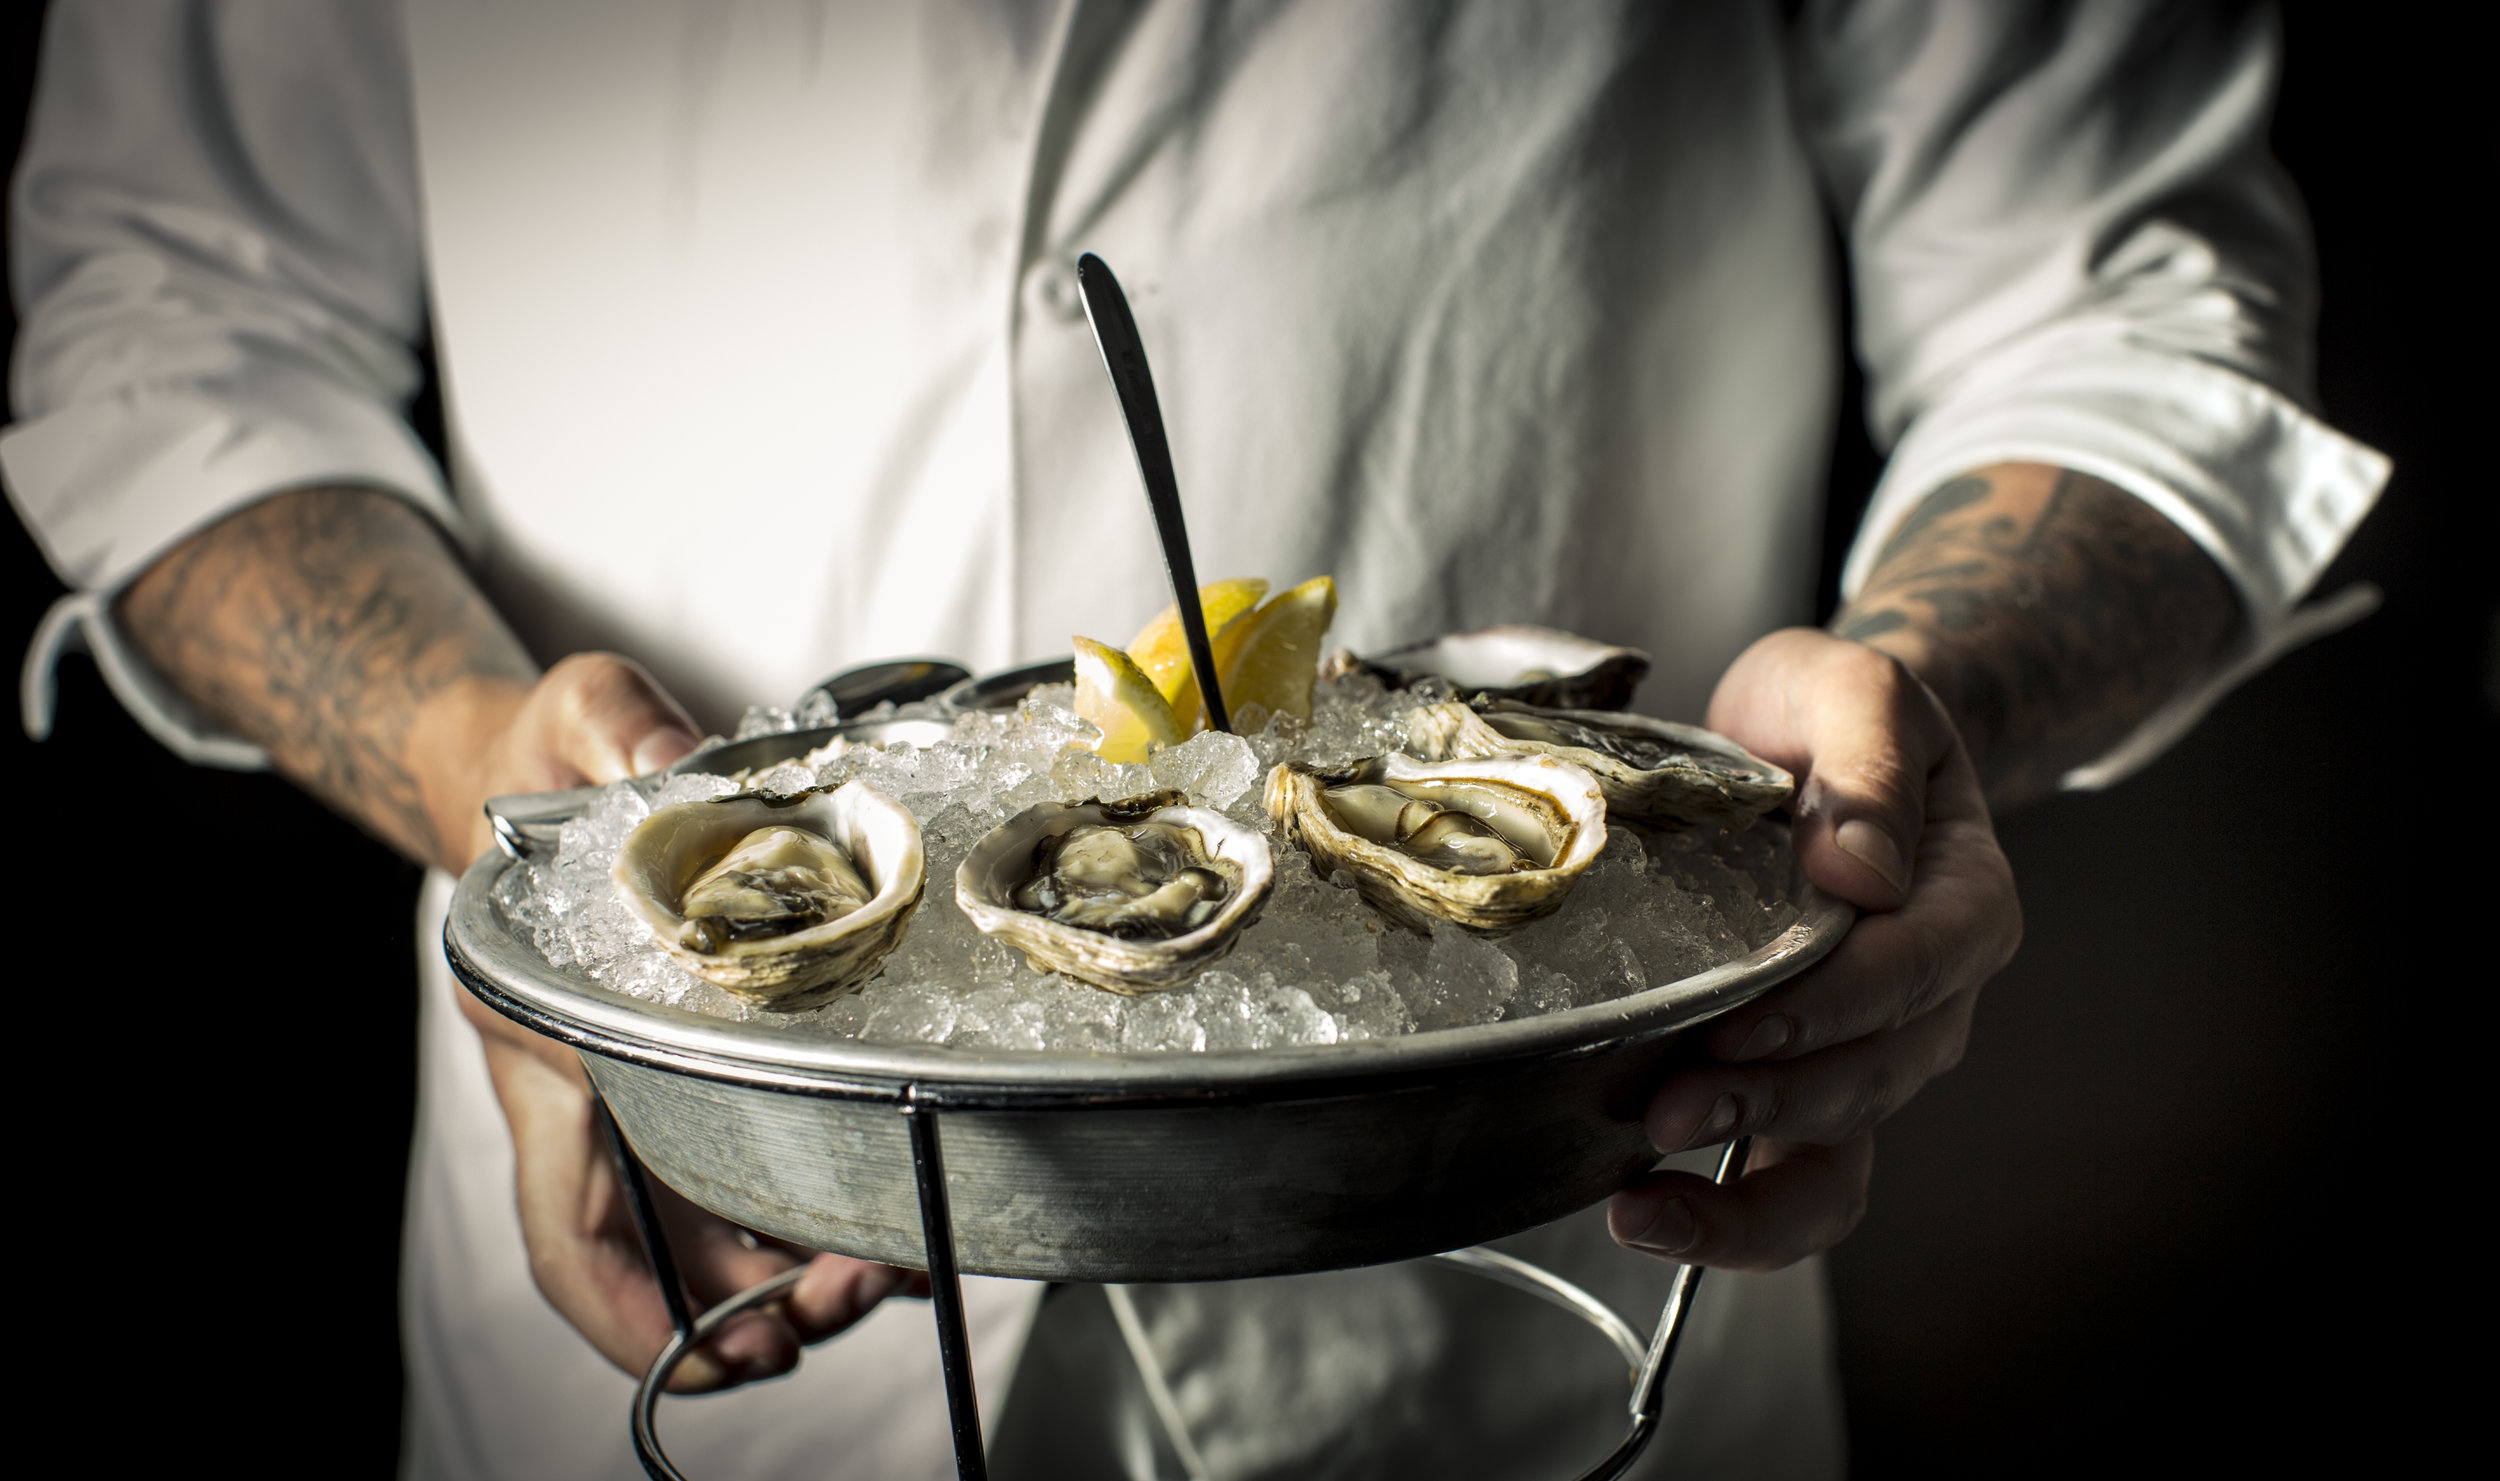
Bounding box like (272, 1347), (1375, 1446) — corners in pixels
(5, 2), (2385, 1478)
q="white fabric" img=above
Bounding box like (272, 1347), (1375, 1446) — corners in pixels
(1797, 0), (2391, 785)
(3, 0), (2389, 1476)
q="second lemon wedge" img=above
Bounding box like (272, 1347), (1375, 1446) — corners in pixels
(1213, 575), (1339, 722)
(1126, 577), (1269, 732)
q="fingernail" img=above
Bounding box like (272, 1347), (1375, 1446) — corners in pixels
(1834, 819), (1909, 892)
(1730, 1015), (1792, 1062)
(1667, 1093), (1740, 1152)
(714, 1318), (773, 1364)
(632, 725), (702, 775)
(673, 1350), (726, 1390)
(1629, 1197), (1698, 1254)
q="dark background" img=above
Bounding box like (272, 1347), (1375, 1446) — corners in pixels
(3, 6), (2477, 1474)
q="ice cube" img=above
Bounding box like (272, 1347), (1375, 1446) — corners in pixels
(1149, 730), (1263, 810)
(509, 664), (1802, 1052)
(750, 761), (817, 795)
(1405, 923), (1519, 1030)
(1119, 988), (1207, 1053)
(734, 704), (799, 740)
(652, 773), (739, 808)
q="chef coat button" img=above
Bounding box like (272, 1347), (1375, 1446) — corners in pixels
(1035, 260), (1085, 323)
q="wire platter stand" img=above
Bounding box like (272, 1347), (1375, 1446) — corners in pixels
(577, 1064), (1751, 1481)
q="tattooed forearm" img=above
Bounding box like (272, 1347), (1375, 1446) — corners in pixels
(117, 486), (538, 863)
(1831, 464), (2241, 805)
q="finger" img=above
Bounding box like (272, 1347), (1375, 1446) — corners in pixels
(1644, 990), (1976, 1152)
(1609, 1135), (1874, 1271)
(543, 652), (703, 784)
(656, 1191), (809, 1382)
(1702, 805), (2018, 1063)
(786, 1257), (915, 1343)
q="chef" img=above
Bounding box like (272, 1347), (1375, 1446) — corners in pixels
(4, 2), (2384, 1477)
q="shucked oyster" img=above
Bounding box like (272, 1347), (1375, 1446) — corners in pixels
(613, 781), (925, 1009)
(957, 790), (1275, 994)
(1264, 752), (1608, 937)
(1325, 626), (1651, 711)
(1408, 700), (1793, 831)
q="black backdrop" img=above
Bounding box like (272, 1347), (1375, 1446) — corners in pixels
(2, 6), (2477, 1474)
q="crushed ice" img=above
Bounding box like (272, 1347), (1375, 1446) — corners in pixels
(495, 674), (1802, 1051)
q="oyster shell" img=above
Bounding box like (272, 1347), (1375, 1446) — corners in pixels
(1326, 626), (1651, 710)
(612, 781), (925, 1009)
(1408, 700), (1793, 831)
(1264, 752), (1607, 936)
(956, 790), (1275, 995)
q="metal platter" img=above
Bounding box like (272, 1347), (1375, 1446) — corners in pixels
(446, 840), (1848, 1284)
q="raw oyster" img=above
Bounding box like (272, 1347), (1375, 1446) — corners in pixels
(612, 781), (925, 1009)
(957, 790), (1274, 995)
(1326, 626), (1651, 711)
(1264, 752), (1607, 937)
(1407, 700), (1793, 831)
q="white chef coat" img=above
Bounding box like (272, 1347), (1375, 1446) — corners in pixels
(5, 2), (2387, 1478)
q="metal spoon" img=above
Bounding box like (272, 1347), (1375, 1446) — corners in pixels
(1075, 253), (1231, 734)
(797, 657), (971, 718)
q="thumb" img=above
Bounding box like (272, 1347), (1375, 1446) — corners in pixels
(1787, 651), (1956, 912)
(1707, 632), (1954, 914)
(545, 652), (703, 784)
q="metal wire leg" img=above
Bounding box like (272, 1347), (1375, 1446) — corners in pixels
(1569, 1136), (1756, 1481)
(594, 1083), (707, 1481)
(613, 1084), (995, 1481)
(905, 1087), (990, 1481)
(595, 1086), (696, 1342)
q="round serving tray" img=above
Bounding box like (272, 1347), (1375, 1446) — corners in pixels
(446, 848), (1849, 1284)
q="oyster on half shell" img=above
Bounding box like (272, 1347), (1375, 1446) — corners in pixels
(1326, 626), (1651, 711)
(613, 781), (925, 1009)
(956, 790), (1275, 995)
(1264, 752), (1607, 937)
(1408, 700), (1793, 831)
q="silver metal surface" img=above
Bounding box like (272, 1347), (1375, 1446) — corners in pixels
(448, 843), (1846, 1283)
(1075, 252), (1232, 733)
(1105, 1284), (1216, 1481)
(799, 658), (971, 718)
(1430, 1246), (1646, 1372)
(626, 1153), (1751, 1481)
(484, 714), (962, 859)
(1566, 1135), (1756, 1481)
(631, 1264), (809, 1480)
(940, 656), (1077, 712)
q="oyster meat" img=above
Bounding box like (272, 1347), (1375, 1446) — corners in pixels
(613, 781), (925, 1009)
(675, 824), (873, 953)
(1327, 626), (1651, 710)
(1408, 699), (1793, 830)
(957, 790), (1274, 994)
(1265, 752), (1607, 936)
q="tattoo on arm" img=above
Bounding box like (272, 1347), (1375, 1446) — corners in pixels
(1831, 465), (2242, 804)
(117, 487), (537, 864)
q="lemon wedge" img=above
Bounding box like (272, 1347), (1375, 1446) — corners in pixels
(1073, 635), (1184, 763)
(1213, 574), (1338, 722)
(1126, 577), (1270, 732)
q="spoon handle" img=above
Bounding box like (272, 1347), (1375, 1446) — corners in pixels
(1075, 253), (1232, 734)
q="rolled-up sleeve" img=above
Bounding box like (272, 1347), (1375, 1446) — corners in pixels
(3, 0), (456, 766)
(1800, 0), (2389, 788)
